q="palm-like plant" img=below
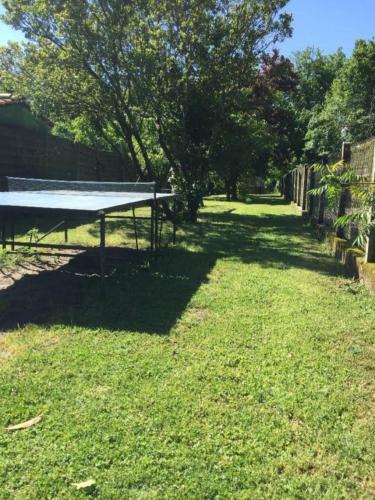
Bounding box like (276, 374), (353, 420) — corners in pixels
(309, 160), (375, 248)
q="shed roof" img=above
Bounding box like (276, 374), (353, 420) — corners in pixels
(0, 93), (22, 107)
(0, 93), (52, 130)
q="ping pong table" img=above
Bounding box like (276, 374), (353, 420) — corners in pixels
(0, 177), (177, 282)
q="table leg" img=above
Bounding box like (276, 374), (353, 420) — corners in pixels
(158, 215), (163, 250)
(154, 201), (159, 251)
(132, 207), (139, 251)
(99, 212), (106, 284)
(150, 203), (155, 251)
(1, 218), (6, 250)
(172, 200), (177, 245)
(10, 218), (15, 251)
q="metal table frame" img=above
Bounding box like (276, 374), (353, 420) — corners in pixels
(0, 182), (177, 284)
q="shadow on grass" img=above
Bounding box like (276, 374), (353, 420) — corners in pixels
(186, 197), (343, 277)
(0, 195), (344, 335)
(0, 249), (216, 335)
(208, 194), (288, 206)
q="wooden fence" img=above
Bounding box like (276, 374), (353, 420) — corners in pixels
(0, 124), (135, 190)
(281, 139), (375, 264)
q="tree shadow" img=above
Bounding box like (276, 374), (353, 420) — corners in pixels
(208, 194), (288, 206)
(182, 200), (344, 278)
(0, 195), (345, 335)
(0, 248), (216, 335)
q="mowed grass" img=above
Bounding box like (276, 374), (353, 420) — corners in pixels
(0, 205), (162, 252)
(0, 195), (374, 498)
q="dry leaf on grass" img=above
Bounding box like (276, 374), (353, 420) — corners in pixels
(72, 479), (96, 490)
(5, 415), (43, 431)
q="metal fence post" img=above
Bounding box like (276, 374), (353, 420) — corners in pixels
(365, 143), (375, 262)
(302, 165), (309, 211)
(283, 174), (287, 200)
(336, 142), (351, 238)
(308, 167), (315, 217)
(290, 170), (295, 201)
(298, 167), (303, 206)
(342, 142), (352, 164)
(317, 155), (331, 225)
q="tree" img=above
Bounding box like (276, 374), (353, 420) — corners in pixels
(305, 40), (375, 157)
(253, 50), (298, 183)
(291, 47), (346, 162)
(0, 0), (292, 219)
(210, 114), (270, 200)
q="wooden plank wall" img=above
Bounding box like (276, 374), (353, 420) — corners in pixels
(0, 125), (134, 190)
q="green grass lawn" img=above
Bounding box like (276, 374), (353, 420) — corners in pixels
(0, 195), (374, 498)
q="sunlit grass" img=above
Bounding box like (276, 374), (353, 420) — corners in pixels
(0, 195), (374, 498)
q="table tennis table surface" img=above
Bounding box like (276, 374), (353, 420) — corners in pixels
(0, 190), (175, 213)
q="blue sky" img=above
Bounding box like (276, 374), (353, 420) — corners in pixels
(0, 1), (374, 56)
(0, 5), (25, 44)
(280, 0), (375, 56)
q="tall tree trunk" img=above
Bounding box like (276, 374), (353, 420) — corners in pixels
(231, 180), (238, 201)
(225, 180), (231, 201)
(114, 114), (144, 180)
(187, 193), (200, 223)
(124, 106), (154, 179)
(155, 116), (183, 174)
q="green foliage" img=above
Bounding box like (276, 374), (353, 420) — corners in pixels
(309, 160), (375, 247)
(305, 40), (375, 155)
(0, 0), (293, 218)
(210, 115), (271, 200)
(26, 227), (40, 243)
(293, 48), (346, 115)
(0, 248), (23, 267)
(291, 47), (346, 162)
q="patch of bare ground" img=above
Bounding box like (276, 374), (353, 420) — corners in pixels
(0, 248), (148, 334)
(0, 253), (90, 333)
